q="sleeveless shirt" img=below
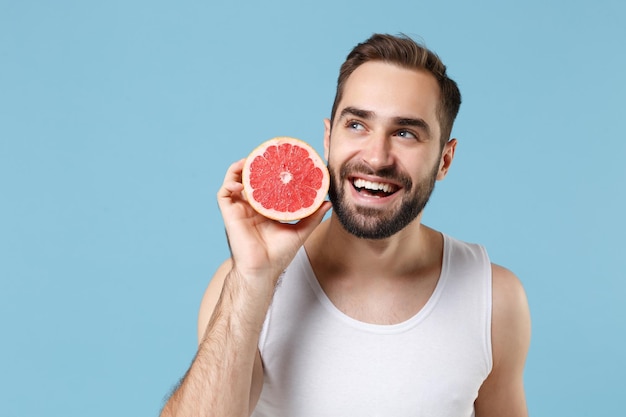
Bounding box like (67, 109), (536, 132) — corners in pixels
(251, 234), (493, 417)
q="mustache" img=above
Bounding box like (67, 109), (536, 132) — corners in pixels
(335, 161), (413, 190)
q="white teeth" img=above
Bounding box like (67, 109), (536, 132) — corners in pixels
(353, 178), (395, 193)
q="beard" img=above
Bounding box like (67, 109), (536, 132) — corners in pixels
(328, 159), (439, 239)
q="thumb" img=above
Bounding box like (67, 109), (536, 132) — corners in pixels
(292, 201), (332, 240)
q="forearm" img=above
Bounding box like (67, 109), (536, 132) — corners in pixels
(161, 270), (273, 417)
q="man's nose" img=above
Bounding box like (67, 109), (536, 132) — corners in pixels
(361, 134), (394, 169)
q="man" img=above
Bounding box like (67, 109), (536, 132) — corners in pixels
(161, 33), (531, 417)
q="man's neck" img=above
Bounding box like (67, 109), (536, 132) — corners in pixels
(305, 214), (442, 281)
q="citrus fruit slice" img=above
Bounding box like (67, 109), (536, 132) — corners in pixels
(242, 137), (330, 222)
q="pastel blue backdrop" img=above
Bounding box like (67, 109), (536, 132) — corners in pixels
(1, 1), (624, 416)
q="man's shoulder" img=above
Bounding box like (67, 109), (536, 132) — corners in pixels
(490, 262), (531, 361)
(491, 263), (527, 305)
(441, 234), (529, 312)
(491, 263), (528, 321)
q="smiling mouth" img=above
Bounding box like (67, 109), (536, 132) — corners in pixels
(352, 178), (399, 198)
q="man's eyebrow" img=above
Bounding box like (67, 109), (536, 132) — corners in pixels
(339, 106), (374, 120)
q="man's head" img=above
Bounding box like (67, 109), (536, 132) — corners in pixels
(324, 34), (459, 239)
(330, 33), (461, 146)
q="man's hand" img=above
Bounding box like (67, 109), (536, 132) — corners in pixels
(217, 158), (332, 287)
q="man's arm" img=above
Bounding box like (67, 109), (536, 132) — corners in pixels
(160, 159), (331, 417)
(474, 264), (531, 417)
(160, 260), (271, 417)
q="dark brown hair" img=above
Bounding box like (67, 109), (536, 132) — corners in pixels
(330, 33), (461, 145)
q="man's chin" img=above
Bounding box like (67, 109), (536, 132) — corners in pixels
(335, 211), (398, 240)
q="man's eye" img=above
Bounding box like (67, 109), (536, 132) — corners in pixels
(396, 130), (417, 140)
(347, 121), (365, 130)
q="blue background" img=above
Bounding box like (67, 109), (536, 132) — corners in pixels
(1, 1), (624, 416)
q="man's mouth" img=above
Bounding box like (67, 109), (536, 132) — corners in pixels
(351, 178), (399, 198)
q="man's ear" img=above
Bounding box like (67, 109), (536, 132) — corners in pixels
(323, 118), (331, 161)
(437, 138), (457, 180)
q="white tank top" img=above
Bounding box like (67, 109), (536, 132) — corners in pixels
(251, 234), (493, 417)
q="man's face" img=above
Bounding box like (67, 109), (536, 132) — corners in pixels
(324, 61), (453, 239)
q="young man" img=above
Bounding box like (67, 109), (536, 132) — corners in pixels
(161, 33), (531, 417)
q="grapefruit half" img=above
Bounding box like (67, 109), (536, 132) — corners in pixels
(242, 137), (330, 222)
